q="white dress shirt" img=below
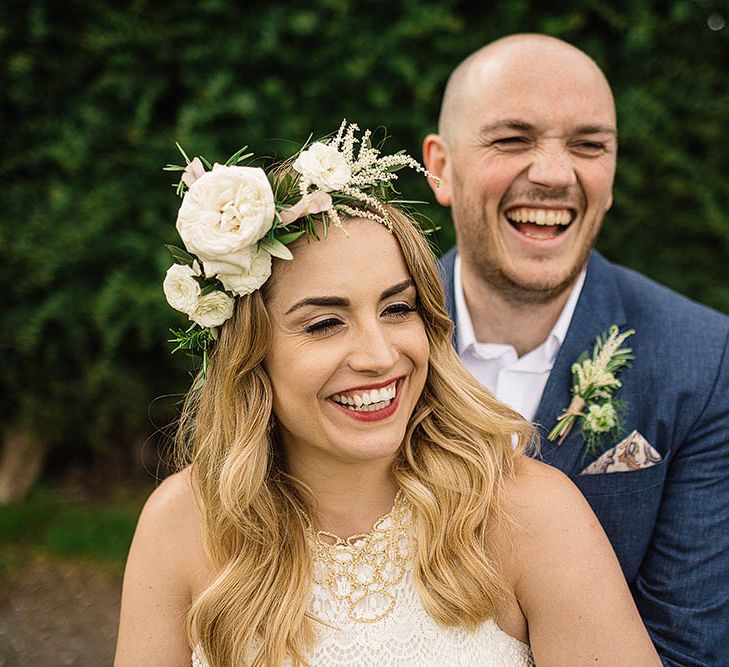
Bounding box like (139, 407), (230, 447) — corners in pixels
(454, 255), (586, 421)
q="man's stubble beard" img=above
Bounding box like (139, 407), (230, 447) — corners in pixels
(454, 199), (599, 307)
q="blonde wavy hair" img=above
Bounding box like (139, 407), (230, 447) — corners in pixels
(175, 206), (535, 666)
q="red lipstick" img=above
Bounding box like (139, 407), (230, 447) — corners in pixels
(328, 378), (403, 423)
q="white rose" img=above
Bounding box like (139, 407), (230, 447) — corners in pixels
(293, 142), (351, 192)
(190, 290), (235, 328)
(163, 263), (200, 315)
(176, 164), (275, 259)
(202, 246), (272, 296)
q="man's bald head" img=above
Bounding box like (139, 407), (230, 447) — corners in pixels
(438, 34), (615, 145)
(422, 33), (618, 306)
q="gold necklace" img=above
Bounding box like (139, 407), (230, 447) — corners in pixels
(306, 492), (412, 623)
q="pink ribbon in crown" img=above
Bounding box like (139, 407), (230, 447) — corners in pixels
(278, 191), (333, 225)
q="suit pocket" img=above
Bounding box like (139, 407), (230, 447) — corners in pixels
(573, 458), (668, 580)
(573, 456), (667, 497)
(578, 430), (662, 475)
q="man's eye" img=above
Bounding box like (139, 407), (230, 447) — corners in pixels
(492, 137), (530, 149)
(573, 141), (605, 153)
(305, 318), (343, 334)
(383, 303), (417, 319)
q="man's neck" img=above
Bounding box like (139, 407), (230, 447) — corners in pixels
(461, 267), (575, 357)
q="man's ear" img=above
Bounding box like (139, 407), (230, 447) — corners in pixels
(422, 134), (453, 207)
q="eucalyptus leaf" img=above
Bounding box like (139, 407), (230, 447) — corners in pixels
(260, 236), (294, 260)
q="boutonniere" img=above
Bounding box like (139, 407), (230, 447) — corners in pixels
(548, 325), (635, 455)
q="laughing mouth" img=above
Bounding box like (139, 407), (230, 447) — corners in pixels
(330, 380), (398, 413)
(505, 206), (574, 240)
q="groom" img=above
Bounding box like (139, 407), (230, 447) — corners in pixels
(423, 34), (729, 666)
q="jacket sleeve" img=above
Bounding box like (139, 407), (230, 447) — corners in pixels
(631, 332), (729, 666)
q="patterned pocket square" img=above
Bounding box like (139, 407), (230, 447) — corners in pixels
(579, 430), (662, 475)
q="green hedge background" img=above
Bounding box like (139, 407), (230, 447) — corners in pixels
(2, 0), (727, 483)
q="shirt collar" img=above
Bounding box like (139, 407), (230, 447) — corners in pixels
(454, 254), (586, 363)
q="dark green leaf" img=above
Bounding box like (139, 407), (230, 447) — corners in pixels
(165, 244), (195, 266)
(276, 230), (307, 245)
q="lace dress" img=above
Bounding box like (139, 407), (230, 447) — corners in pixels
(192, 498), (534, 666)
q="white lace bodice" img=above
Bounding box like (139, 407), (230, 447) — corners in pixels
(192, 563), (533, 666)
(193, 501), (533, 666)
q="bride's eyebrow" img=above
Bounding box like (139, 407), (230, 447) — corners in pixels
(380, 279), (414, 300)
(284, 279), (414, 315)
(285, 296), (348, 315)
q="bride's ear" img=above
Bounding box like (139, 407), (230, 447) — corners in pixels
(422, 134), (453, 207)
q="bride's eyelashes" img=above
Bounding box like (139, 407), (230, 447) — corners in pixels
(304, 302), (418, 336)
(382, 302), (418, 319)
(305, 317), (344, 335)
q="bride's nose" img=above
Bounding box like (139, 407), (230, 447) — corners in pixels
(346, 323), (399, 374)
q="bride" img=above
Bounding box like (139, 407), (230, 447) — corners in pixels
(115, 123), (659, 666)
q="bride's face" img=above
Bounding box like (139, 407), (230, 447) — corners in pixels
(264, 219), (429, 471)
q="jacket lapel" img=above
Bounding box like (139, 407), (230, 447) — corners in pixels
(439, 246), (458, 343)
(533, 252), (627, 475)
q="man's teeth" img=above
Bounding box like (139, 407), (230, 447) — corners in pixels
(331, 383), (397, 412)
(506, 207), (572, 226)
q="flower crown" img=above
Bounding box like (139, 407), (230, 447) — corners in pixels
(162, 120), (436, 369)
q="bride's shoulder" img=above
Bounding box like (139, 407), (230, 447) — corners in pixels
(497, 455), (612, 569)
(503, 456), (593, 517)
(140, 468), (200, 536)
(130, 468), (208, 583)
(145, 466), (197, 507)
(117, 474), (211, 662)
(491, 462), (659, 663)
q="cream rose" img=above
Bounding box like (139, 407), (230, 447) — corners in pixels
(163, 263), (200, 315)
(176, 164), (275, 260)
(202, 246), (272, 297)
(293, 142), (351, 192)
(190, 290), (235, 328)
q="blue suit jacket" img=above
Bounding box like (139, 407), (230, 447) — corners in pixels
(440, 248), (729, 666)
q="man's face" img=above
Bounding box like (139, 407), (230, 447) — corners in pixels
(430, 46), (617, 303)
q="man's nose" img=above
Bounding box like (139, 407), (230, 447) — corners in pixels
(347, 324), (399, 374)
(527, 145), (577, 189)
